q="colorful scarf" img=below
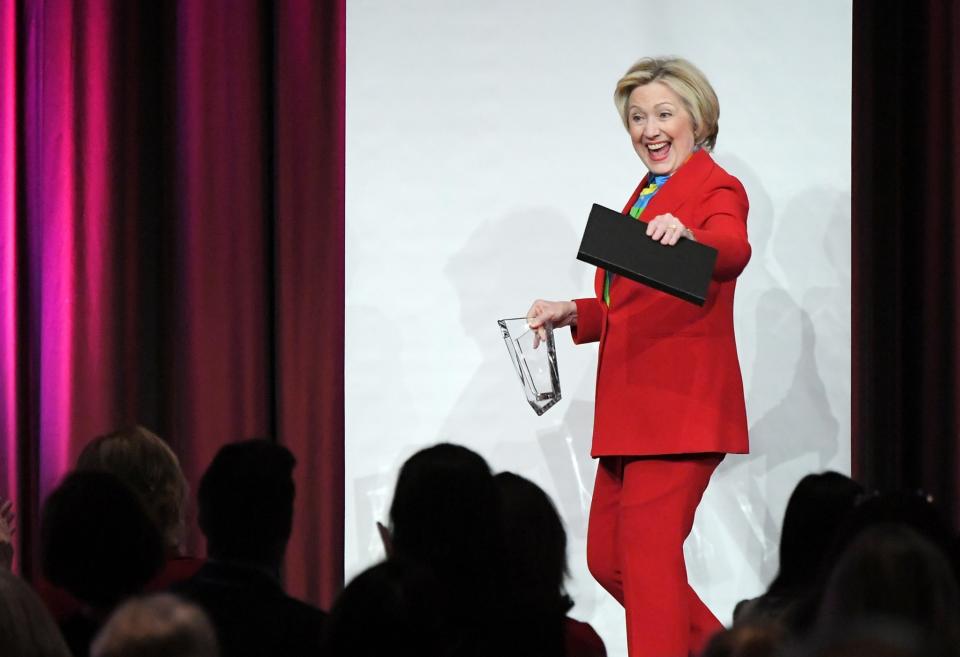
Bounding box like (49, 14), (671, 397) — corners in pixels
(603, 173), (670, 305)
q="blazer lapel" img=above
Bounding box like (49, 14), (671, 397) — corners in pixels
(604, 149), (717, 302)
(621, 174), (650, 214)
(640, 149), (714, 222)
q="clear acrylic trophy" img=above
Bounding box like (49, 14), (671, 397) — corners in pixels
(497, 317), (561, 416)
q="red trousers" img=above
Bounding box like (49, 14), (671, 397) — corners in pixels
(587, 455), (724, 657)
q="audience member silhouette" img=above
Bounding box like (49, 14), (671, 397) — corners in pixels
(789, 488), (958, 636)
(41, 470), (165, 657)
(172, 439), (325, 657)
(33, 435), (960, 657)
(77, 426), (190, 557)
(91, 593), (218, 657)
(495, 471), (606, 657)
(387, 443), (507, 656)
(39, 427), (202, 624)
(827, 489), (957, 572)
(814, 524), (960, 652)
(792, 618), (950, 657)
(700, 620), (786, 657)
(734, 471), (863, 625)
(321, 558), (449, 657)
(0, 568), (72, 657)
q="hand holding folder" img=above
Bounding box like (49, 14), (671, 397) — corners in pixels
(576, 203), (718, 306)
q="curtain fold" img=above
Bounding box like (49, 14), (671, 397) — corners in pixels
(0, 0), (345, 605)
(275, 0), (345, 606)
(0, 0), (24, 572)
(171, 0), (273, 558)
(852, 0), (960, 528)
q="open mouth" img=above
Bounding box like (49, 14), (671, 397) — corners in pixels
(647, 141), (671, 161)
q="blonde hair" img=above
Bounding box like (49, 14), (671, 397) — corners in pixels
(614, 57), (720, 150)
(77, 426), (188, 552)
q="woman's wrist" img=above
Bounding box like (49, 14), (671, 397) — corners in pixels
(566, 301), (578, 326)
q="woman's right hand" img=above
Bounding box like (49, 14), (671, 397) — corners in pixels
(526, 299), (577, 347)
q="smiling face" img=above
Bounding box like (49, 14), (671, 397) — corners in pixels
(626, 81), (697, 176)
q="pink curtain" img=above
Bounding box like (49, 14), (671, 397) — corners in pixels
(275, 0), (346, 603)
(0, 0), (344, 607)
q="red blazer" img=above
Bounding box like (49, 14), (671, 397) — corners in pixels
(572, 149), (750, 457)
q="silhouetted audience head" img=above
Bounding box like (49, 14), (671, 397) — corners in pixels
(77, 426), (189, 553)
(735, 472), (863, 628)
(389, 443), (502, 578)
(0, 569), (72, 657)
(829, 490), (956, 571)
(388, 443), (505, 656)
(772, 472), (863, 596)
(494, 472), (569, 606)
(41, 470), (165, 610)
(796, 618), (949, 657)
(701, 621), (786, 657)
(322, 559), (447, 657)
(494, 472), (571, 657)
(91, 593), (218, 657)
(782, 488), (960, 635)
(197, 439), (295, 566)
(815, 523), (960, 648)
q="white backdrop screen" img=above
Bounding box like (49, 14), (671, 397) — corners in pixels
(346, 2), (852, 652)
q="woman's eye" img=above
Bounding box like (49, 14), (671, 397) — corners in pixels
(631, 115), (644, 123)
(659, 112), (671, 119)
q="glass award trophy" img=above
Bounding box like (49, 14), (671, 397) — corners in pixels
(497, 317), (561, 416)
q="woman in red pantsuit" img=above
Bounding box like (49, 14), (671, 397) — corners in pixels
(528, 57), (750, 657)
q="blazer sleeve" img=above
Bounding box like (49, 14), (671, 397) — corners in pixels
(570, 297), (603, 344)
(689, 182), (751, 281)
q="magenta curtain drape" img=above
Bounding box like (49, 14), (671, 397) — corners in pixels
(274, 0), (345, 604)
(0, 0), (344, 606)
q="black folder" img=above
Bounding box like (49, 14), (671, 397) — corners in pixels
(577, 203), (717, 306)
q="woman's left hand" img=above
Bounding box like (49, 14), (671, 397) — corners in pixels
(646, 213), (693, 246)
